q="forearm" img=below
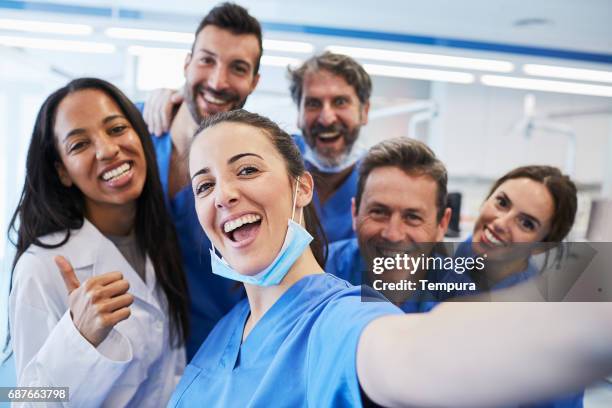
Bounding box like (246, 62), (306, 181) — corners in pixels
(358, 302), (612, 408)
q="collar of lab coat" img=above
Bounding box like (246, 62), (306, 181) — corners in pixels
(37, 218), (162, 311)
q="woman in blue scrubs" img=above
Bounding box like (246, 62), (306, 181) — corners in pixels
(171, 109), (612, 407)
(460, 165), (577, 291)
(456, 165), (581, 408)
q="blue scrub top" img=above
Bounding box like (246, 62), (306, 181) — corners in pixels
(168, 273), (401, 407)
(455, 236), (583, 408)
(293, 134), (357, 243)
(327, 238), (474, 313)
(142, 105), (244, 360)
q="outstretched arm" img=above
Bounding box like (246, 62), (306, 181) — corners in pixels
(358, 302), (612, 408)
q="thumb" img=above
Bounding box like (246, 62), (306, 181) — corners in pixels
(54, 255), (81, 294)
(171, 90), (184, 104)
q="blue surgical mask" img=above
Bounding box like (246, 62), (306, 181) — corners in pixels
(209, 178), (313, 287)
(302, 140), (366, 174)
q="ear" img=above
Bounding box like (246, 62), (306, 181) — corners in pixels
(295, 171), (314, 209)
(435, 207), (452, 242)
(360, 101), (371, 126)
(54, 161), (73, 187)
(351, 197), (357, 232)
(250, 72), (260, 93)
(183, 52), (193, 76)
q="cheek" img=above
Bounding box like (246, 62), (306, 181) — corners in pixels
(195, 199), (215, 237)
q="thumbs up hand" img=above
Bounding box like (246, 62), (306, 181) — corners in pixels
(54, 256), (134, 348)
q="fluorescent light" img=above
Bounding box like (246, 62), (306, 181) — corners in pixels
(128, 45), (188, 57)
(261, 55), (302, 68)
(481, 75), (612, 97)
(328, 45), (514, 73)
(263, 39), (313, 54)
(364, 63), (475, 83)
(0, 35), (115, 53)
(523, 64), (612, 84)
(106, 27), (193, 44)
(0, 18), (92, 35)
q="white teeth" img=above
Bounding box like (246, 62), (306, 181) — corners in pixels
(224, 214), (262, 233)
(102, 163), (131, 181)
(203, 93), (227, 105)
(318, 132), (340, 139)
(484, 228), (504, 247)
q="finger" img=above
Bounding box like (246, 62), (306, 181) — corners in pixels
(54, 256), (80, 294)
(85, 271), (124, 289)
(89, 279), (130, 302)
(170, 90), (184, 104)
(103, 307), (132, 327)
(97, 293), (134, 313)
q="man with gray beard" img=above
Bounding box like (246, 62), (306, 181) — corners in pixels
(288, 52), (371, 243)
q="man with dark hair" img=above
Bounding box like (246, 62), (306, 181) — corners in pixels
(326, 137), (472, 312)
(288, 51), (371, 243)
(140, 2), (262, 360)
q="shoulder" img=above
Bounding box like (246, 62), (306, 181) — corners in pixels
(326, 238), (361, 279)
(292, 133), (307, 153)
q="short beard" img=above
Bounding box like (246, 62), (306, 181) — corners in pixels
(306, 124), (361, 167)
(184, 85), (246, 127)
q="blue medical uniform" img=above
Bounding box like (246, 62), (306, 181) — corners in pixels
(327, 238), (474, 313)
(168, 273), (401, 407)
(141, 103), (244, 360)
(455, 236), (583, 408)
(293, 134), (358, 243)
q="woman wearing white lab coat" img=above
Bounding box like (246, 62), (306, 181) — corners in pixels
(8, 78), (189, 407)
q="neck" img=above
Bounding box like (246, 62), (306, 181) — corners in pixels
(312, 164), (355, 204)
(483, 257), (530, 286)
(242, 248), (324, 339)
(169, 103), (199, 154)
(85, 202), (136, 236)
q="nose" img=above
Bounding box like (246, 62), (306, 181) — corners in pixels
(95, 134), (119, 161)
(207, 65), (229, 91)
(214, 179), (239, 209)
(490, 212), (512, 235)
(318, 103), (338, 127)
(380, 213), (405, 243)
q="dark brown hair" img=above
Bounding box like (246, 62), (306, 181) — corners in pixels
(356, 137), (448, 221)
(486, 165), (577, 242)
(193, 2), (263, 74)
(193, 109), (328, 266)
(288, 51), (372, 107)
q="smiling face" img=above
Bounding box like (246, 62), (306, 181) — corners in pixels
(472, 178), (554, 258)
(183, 25), (260, 124)
(353, 166), (450, 269)
(297, 69), (369, 167)
(190, 121), (309, 275)
(54, 88), (147, 219)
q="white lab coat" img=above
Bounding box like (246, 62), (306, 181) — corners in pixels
(9, 219), (185, 407)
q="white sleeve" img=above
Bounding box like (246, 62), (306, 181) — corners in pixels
(10, 253), (133, 408)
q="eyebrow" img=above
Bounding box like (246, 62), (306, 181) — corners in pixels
(191, 152), (264, 181)
(198, 49), (253, 70)
(63, 114), (126, 142)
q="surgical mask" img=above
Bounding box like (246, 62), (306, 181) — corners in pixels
(209, 178), (313, 286)
(301, 140), (366, 174)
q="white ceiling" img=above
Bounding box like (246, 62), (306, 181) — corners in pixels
(31, 0), (612, 54)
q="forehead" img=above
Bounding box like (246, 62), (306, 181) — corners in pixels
(492, 178), (554, 219)
(55, 89), (120, 131)
(189, 122), (280, 172)
(302, 69), (357, 98)
(362, 166), (439, 211)
(193, 25), (260, 65)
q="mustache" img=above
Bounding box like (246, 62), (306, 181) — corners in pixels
(309, 122), (348, 138)
(197, 85), (240, 104)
